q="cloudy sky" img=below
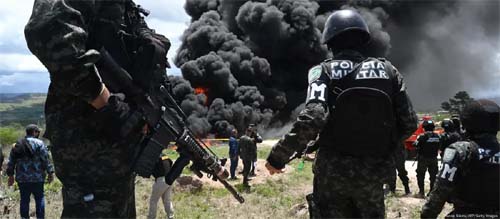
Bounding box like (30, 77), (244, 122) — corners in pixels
(0, 0), (190, 93)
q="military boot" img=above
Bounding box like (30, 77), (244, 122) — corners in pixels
(403, 183), (411, 195)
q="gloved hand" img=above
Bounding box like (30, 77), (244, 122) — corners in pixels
(94, 94), (144, 140)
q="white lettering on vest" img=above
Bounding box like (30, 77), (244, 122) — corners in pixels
(308, 83), (327, 102)
(355, 60), (389, 80)
(440, 163), (458, 182)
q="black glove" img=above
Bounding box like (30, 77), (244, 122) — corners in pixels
(95, 94), (144, 141)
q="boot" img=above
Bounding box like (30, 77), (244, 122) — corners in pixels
(403, 183), (411, 195)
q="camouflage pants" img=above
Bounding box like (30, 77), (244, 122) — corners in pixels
(388, 148), (409, 190)
(242, 158), (252, 185)
(416, 157), (438, 193)
(48, 122), (139, 218)
(311, 151), (388, 218)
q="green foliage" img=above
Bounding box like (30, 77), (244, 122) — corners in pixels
(0, 125), (23, 146)
(0, 94), (46, 126)
(441, 91), (473, 115)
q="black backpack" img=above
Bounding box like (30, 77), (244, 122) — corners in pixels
(322, 58), (397, 157)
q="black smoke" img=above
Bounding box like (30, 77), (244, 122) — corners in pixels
(171, 0), (500, 137)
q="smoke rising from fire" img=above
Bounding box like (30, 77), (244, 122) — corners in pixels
(170, 0), (499, 137)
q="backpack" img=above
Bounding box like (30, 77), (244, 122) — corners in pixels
(322, 58), (397, 157)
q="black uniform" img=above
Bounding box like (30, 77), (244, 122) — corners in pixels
(415, 131), (441, 196)
(440, 131), (461, 158)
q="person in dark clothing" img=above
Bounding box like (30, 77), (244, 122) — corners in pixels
(265, 10), (417, 218)
(247, 124), (262, 176)
(387, 141), (411, 195)
(414, 120), (442, 198)
(439, 119), (462, 158)
(239, 128), (258, 187)
(24, 1), (171, 217)
(422, 99), (499, 218)
(228, 129), (239, 180)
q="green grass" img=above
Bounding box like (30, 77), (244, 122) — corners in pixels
(0, 94), (46, 126)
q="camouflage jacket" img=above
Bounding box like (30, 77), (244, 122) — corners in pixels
(267, 50), (417, 170)
(7, 136), (54, 183)
(239, 135), (257, 161)
(24, 0), (154, 141)
(421, 134), (500, 218)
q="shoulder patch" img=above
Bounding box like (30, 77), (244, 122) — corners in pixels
(308, 65), (323, 83)
(442, 148), (457, 163)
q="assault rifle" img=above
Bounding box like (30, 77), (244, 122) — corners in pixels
(97, 49), (245, 203)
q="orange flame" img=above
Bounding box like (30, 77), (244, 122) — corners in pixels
(194, 87), (209, 95)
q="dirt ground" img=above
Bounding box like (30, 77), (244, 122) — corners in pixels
(0, 139), (452, 218)
(197, 149), (453, 218)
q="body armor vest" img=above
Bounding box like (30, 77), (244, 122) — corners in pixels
(456, 142), (500, 209)
(419, 132), (441, 158)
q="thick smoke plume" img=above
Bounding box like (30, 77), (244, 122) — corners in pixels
(171, 0), (499, 137)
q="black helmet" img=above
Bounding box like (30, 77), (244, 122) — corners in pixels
(441, 119), (455, 132)
(422, 120), (435, 132)
(322, 10), (371, 49)
(25, 124), (40, 135)
(451, 115), (461, 130)
(460, 99), (500, 133)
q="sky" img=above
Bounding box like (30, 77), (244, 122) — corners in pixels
(0, 0), (190, 93)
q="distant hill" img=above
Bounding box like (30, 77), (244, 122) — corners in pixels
(0, 93), (46, 126)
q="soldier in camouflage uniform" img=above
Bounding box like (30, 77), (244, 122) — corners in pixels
(422, 99), (499, 218)
(24, 0), (170, 217)
(414, 120), (442, 197)
(265, 10), (417, 218)
(239, 127), (259, 187)
(387, 141), (411, 195)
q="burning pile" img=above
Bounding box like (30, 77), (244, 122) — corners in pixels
(169, 0), (499, 137)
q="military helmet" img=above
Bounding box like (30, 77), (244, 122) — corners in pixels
(450, 115), (461, 130)
(25, 124), (40, 135)
(422, 120), (435, 132)
(460, 99), (500, 133)
(322, 10), (371, 49)
(441, 119), (455, 132)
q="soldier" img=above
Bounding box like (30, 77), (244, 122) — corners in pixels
(387, 141), (411, 195)
(24, 1), (170, 217)
(247, 124), (263, 176)
(451, 115), (466, 139)
(414, 120), (442, 198)
(439, 119), (462, 158)
(421, 99), (499, 218)
(239, 127), (258, 187)
(265, 10), (417, 218)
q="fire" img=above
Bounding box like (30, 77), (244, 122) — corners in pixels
(194, 87), (210, 106)
(194, 87), (209, 95)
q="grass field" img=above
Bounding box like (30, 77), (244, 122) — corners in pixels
(0, 142), (459, 219)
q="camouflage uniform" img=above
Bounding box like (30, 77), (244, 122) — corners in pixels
(24, 0), (160, 217)
(267, 50), (417, 218)
(387, 141), (410, 193)
(422, 134), (500, 218)
(239, 135), (257, 186)
(439, 131), (462, 158)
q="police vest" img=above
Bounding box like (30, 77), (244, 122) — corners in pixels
(418, 132), (441, 158)
(317, 57), (398, 157)
(456, 142), (500, 209)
